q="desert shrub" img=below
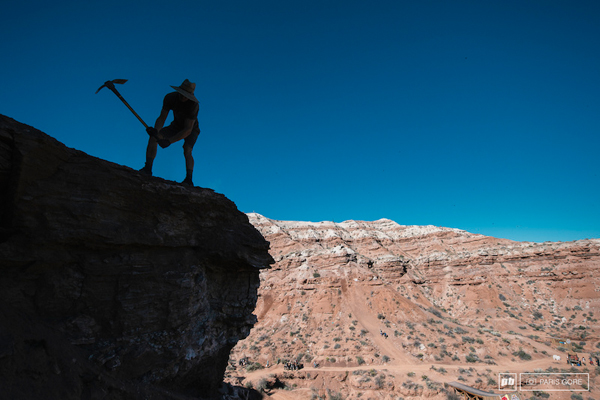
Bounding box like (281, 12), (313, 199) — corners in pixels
(572, 342), (584, 351)
(256, 379), (268, 392)
(513, 349), (532, 360)
(426, 380), (440, 390)
(402, 381), (422, 390)
(428, 307), (443, 318)
(356, 356), (365, 365)
(327, 390), (343, 400)
(246, 362), (263, 372)
(532, 391), (550, 398)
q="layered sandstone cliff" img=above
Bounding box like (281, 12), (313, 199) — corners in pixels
(227, 214), (599, 399)
(248, 212), (600, 322)
(0, 115), (273, 400)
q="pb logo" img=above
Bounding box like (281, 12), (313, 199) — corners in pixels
(499, 373), (517, 391)
(501, 377), (515, 386)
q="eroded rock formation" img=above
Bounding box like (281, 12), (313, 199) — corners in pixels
(0, 115), (273, 399)
(226, 214), (599, 398)
(247, 212), (600, 317)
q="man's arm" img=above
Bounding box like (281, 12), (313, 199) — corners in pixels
(155, 108), (170, 132)
(146, 108), (169, 139)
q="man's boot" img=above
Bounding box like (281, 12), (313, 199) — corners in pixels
(139, 162), (153, 176)
(181, 169), (193, 186)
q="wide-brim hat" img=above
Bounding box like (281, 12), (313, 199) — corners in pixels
(171, 79), (199, 103)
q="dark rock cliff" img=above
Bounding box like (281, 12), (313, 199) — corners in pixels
(0, 115), (274, 399)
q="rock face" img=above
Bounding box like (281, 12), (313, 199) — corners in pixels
(226, 214), (600, 399)
(0, 115), (273, 400)
(247, 212), (600, 320)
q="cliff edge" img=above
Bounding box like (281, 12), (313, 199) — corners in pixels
(0, 115), (274, 399)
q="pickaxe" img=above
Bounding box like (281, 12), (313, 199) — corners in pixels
(95, 79), (149, 128)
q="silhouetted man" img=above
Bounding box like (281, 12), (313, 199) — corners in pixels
(140, 79), (200, 186)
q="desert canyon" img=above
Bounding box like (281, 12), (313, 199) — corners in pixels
(1, 114), (599, 400)
(226, 213), (600, 400)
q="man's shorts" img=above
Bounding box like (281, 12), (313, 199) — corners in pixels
(160, 124), (200, 149)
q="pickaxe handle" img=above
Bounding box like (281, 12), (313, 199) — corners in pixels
(96, 80), (149, 128)
(110, 87), (148, 129)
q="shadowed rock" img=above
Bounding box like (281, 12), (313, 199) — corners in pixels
(0, 114), (273, 399)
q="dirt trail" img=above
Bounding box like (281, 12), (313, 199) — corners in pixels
(342, 282), (412, 365)
(255, 359), (591, 400)
(258, 293), (274, 320)
(246, 356), (567, 381)
(264, 388), (312, 400)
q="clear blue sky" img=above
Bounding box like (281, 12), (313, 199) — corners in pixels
(2, 0), (599, 242)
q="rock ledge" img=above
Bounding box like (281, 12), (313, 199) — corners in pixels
(0, 114), (273, 399)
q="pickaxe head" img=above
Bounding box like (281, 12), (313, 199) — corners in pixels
(95, 79), (128, 94)
(94, 78), (148, 128)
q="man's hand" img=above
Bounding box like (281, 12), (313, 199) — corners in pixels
(158, 138), (171, 148)
(146, 127), (159, 138)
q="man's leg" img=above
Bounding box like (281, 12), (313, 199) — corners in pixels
(181, 129), (199, 186)
(140, 137), (158, 175)
(182, 144), (194, 185)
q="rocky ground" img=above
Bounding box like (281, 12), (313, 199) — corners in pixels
(225, 213), (600, 400)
